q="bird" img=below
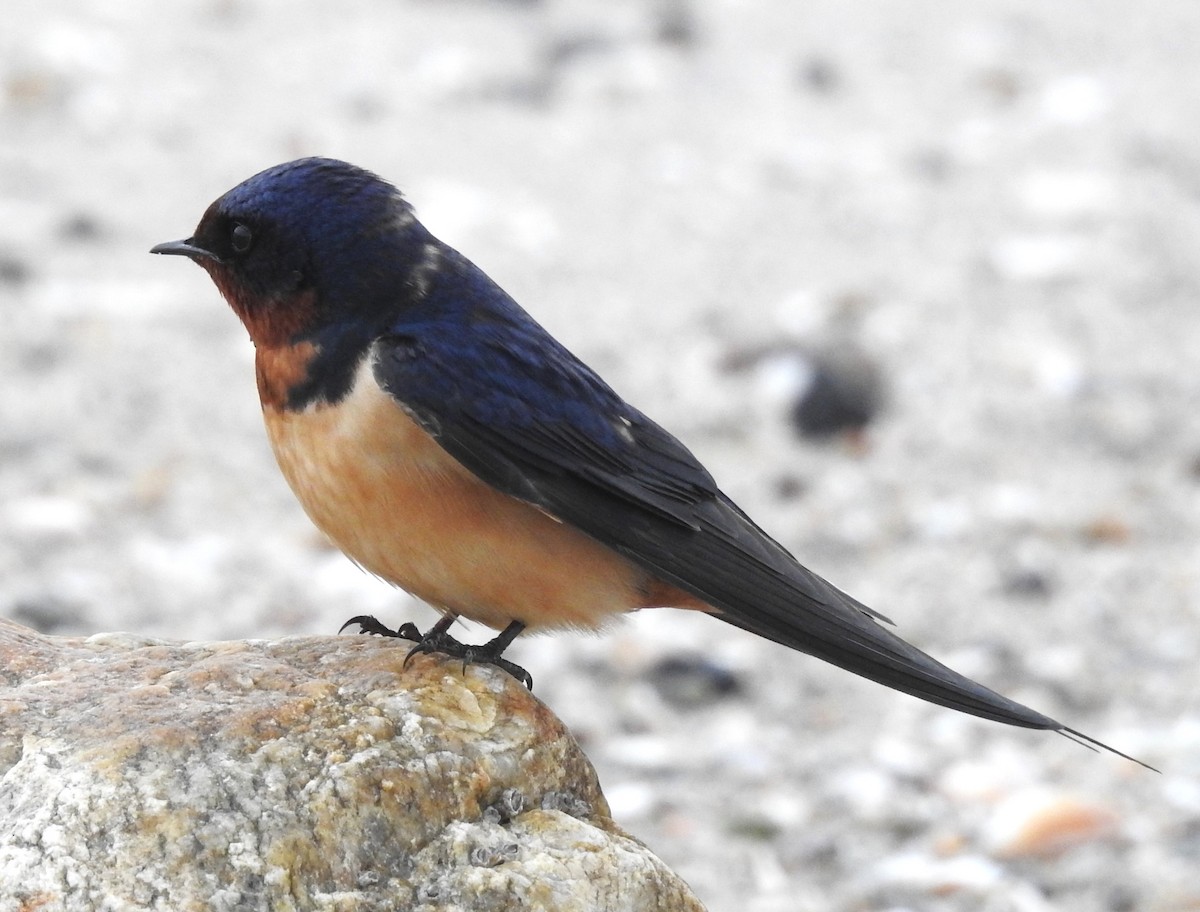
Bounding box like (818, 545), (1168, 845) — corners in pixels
(151, 157), (1149, 767)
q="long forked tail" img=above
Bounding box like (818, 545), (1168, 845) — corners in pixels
(704, 564), (1158, 770)
(721, 605), (1157, 770)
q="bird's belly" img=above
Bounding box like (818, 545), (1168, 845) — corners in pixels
(260, 368), (651, 630)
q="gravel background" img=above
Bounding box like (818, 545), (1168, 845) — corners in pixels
(2, 2), (1198, 910)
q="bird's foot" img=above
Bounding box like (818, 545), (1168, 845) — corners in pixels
(339, 615), (532, 689)
(411, 619), (533, 691)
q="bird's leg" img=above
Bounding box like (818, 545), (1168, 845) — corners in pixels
(401, 613), (460, 662)
(341, 614), (532, 689)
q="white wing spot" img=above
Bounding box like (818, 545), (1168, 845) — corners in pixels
(615, 416), (635, 444)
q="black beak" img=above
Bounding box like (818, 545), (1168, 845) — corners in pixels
(150, 238), (222, 263)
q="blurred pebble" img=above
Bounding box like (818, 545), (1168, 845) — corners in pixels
(58, 213), (103, 241)
(987, 790), (1118, 858)
(1029, 344), (1086, 398)
(4, 495), (92, 537)
(872, 851), (1004, 892)
(1161, 776), (1200, 814)
(976, 67), (1022, 104)
(17, 343), (63, 373)
(1092, 397), (1162, 455)
(604, 779), (657, 819)
(0, 254), (31, 285)
(912, 497), (973, 541)
(5, 71), (60, 106)
(911, 146), (954, 181)
(772, 474), (807, 501)
(603, 733), (676, 770)
(870, 736), (930, 778)
(1016, 169), (1116, 220)
(987, 232), (1088, 282)
(130, 463), (175, 509)
(933, 832), (968, 856)
(1036, 73), (1110, 125)
(789, 355), (882, 439)
(654, 1), (697, 48)
(829, 765), (896, 821)
(745, 348), (815, 402)
(798, 56), (840, 93)
(728, 345), (882, 439)
(938, 758), (1018, 803)
(1002, 569), (1053, 599)
(545, 33), (610, 70)
(726, 815), (781, 841)
(9, 596), (84, 633)
(1081, 515), (1131, 545)
(647, 653), (742, 709)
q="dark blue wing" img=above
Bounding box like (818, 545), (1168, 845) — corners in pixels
(373, 248), (1060, 731)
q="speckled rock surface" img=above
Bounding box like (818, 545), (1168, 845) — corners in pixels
(0, 619), (704, 911)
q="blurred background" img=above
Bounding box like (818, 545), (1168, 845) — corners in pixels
(2, 1), (1197, 909)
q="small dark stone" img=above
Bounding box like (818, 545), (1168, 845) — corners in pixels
(648, 654), (742, 709)
(720, 343), (883, 441)
(790, 356), (882, 439)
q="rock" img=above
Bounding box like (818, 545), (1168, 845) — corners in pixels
(0, 618), (705, 912)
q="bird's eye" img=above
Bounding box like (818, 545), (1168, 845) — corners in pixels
(230, 223), (253, 254)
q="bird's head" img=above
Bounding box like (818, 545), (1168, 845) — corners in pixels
(152, 157), (428, 347)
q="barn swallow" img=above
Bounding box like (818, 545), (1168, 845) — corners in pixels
(152, 157), (1149, 766)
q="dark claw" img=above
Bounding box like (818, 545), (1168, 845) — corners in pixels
(339, 616), (533, 690)
(455, 645), (533, 690)
(338, 614), (422, 642)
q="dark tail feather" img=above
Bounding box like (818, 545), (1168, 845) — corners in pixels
(718, 607), (1056, 726)
(715, 606), (1157, 771)
(1060, 727), (1158, 772)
